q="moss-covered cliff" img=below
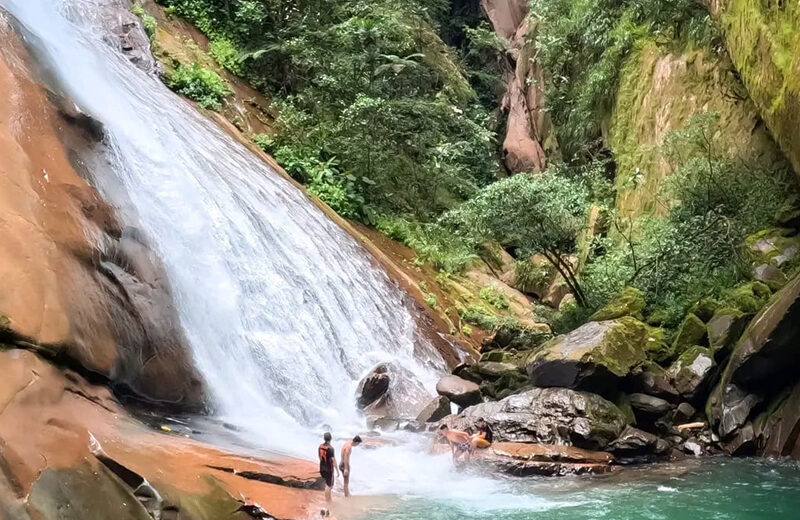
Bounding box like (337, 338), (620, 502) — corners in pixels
(713, 0), (800, 174)
(611, 39), (782, 216)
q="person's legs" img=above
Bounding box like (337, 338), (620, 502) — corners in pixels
(343, 467), (350, 497)
(322, 473), (333, 502)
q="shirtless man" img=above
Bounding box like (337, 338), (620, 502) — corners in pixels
(438, 424), (473, 463)
(339, 435), (362, 497)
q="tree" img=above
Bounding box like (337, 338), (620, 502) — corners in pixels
(444, 172), (590, 305)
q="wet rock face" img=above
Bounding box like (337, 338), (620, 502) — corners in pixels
(666, 347), (716, 401)
(356, 363), (392, 408)
(358, 362), (431, 425)
(526, 318), (650, 393)
(97, 0), (159, 74)
(0, 28), (204, 409)
(608, 426), (659, 457)
(448, 387), (627, 450)
(470, 442), (614, 477)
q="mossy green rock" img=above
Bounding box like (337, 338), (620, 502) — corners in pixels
(671, 313), (707, 359)
(526, 317), (650, 393)
(689, 298), (722, 323)
(667, 346), (716, 400)
(713, 0), (800, 175)
(746, 228), (800, 268)
(589, 287), (645, 321)
(724, 281), (772, 314)
(707, 307), (749, 352)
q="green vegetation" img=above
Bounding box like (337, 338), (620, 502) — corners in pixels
(530, 0), (716, 160)
(165, 62), (230, 110)
(155, 0), (798, 338)
(157, 0), (499, 222)
(132, 3), (157, 41)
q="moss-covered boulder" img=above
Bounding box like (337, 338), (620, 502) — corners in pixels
(526, 317), (650, 393)
(688, 298), (722, 323)
(754, 264), (789, 291)
(667, 346), (717, 401)
(589, 287), (645, 321)
(724, 281), (772, 314)
(712, 0), (800, 175)
(747, 228), (800, 267)
(670, 313), (707, 359)
(707, 307), (748, 353)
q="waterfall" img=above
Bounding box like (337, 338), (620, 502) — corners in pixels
(0, 0), (444, 439)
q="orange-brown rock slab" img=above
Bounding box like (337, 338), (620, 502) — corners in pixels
(0, 13), (203, 408)
(0, 349), (320, 519)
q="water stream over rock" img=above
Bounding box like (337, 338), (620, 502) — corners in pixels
(0, 0), (443, 440)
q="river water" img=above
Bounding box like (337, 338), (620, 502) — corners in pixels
(355, 458), (800, 520)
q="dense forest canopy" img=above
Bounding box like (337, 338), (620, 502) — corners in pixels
(154, 0), (797, 332)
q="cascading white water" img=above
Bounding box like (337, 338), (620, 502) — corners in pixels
(0, 0), (444, 438)
(1, 0), (553, 505)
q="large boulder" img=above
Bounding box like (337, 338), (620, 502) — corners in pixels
(467, 442), (614, 477)
(628, 361), (679, 399)
(707, 307), (748, 353)
(436, 375), (482, 408)
(589, 287), (645, 321)
(666, 346), (716, 401)
(708, 273), (800, 451)
(526, 318), (650, 393)
(416, 396), (451, 423)
(447, 387), (627, 450)
(355, 364), (391, 408)
(358, 363), (431, 425)
(669, 313), (707, 360)
(608, 426), (659, 456)
(629, 393), (672, 416)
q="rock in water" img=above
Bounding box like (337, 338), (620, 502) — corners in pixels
(416, 396), (451, 423)
(436, 375), (482, 408)
(526, 318), (650, 393)
(608, 426), (659, 456)
(357, 363), (431, 425)
(355, 364), (391, 408)
(448, 387), (627, 450)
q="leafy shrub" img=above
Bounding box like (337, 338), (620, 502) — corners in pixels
(478, 285), (510, 310)
(583, 113), (792, 326)
(209, 38), (243, 75)
(165, 62), (230, 110)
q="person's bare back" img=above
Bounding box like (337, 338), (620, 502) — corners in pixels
(438, 425), (473, 463)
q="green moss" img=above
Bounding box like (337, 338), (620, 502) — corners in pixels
(132, 3), (156, 41)
(614, 394), (637, 426)
(590, 286), (645, 321)
(671, 313), (707, 358)
(643, 325), (672, 364)
(688, 298), (721, 322)
(717, 0), (800, 173)
(707, 306), (748, 352)
(478, 285), (510, 310)
(723, 281), (772, 314)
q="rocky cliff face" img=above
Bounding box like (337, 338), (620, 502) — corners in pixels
(611, 39), (783, 216)
(0, 17), (204, 410)
(482, 0), (554, 173)
(711, 0), (800, 175)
